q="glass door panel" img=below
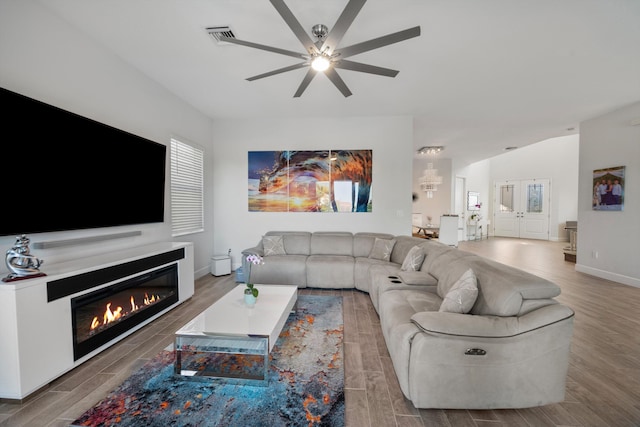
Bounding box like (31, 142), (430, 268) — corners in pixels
(494, 182), (519, 238)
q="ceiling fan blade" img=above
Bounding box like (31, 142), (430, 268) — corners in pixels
(320, 0), (366, 55)
(293, 68), (318, 98)
(219, 36), (307, 60)
(325, 68), (353, 97)
(334, 26), (421, 59)
(333, 59), (399, 77)
(247, 63), (309, 81)
(270, 0), (319, 54)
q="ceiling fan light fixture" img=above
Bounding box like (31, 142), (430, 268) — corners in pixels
(312, 24), (329, 40)
(311, 55), (331, 72)
(219, 0), (420, 97)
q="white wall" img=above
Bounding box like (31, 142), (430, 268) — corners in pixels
(455, 159), (492, 236)
(576, 101), (640, 288)
(0, 1), (215, 277)
(486, 135), (580, 241)
(211, 116), (414, 269)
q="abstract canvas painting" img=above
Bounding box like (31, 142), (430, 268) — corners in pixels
(248, 150), (372, 212)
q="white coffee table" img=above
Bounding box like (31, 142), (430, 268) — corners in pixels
(174, 284), (297, 382)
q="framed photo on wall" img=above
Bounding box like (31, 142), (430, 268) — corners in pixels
(592, 166), (624, 211)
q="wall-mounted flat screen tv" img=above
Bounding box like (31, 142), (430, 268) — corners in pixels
(1, 86), (166, 237)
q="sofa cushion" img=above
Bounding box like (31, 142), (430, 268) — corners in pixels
(306, 255), (355, 288)
(420, 243), (455, 272)
(262, 235), (286, 256)
(264, 231), (311, 255)
(438, 268), (478, 314)
(369, 238), (396, 261)
(311, 232), (353, 256)
(247, 254), (308, 288)
(389, 236), (429, 265)
(429, 250), (477, 287)
(353, 232), (395, 258)
(401, 246), (426, 271)
(397, 271), (437, 286)
(466, 257), (561, 316)
(354, 257), (396, 293)
(377, 289), (442, 397)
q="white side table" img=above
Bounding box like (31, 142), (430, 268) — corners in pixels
(467, 221), (482, 241)
(211, 255), (231, 276)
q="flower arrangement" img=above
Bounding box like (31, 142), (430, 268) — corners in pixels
(469, 201), (483, 221)
(246, 254), (264, 266)
(245, 254), (264, 299)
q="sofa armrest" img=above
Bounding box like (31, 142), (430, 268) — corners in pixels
(410, 304), (574, 338)
(397, 271), (437, 286)
(241, 246), (264, 257)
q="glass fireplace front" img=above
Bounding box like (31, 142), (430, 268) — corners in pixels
(71, 264), (178, 360)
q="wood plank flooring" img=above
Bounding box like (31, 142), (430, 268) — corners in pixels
(1, 237), (638, 426)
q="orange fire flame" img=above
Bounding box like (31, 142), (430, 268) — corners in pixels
(90, 293), (161, 332)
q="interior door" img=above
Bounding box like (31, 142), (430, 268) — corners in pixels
(494, 181), (520, 237)
(493, 179), (550, 240)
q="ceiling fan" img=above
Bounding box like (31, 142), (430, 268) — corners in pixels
(219, 0), (421, 98)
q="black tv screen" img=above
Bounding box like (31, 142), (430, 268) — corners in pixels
(1, 86), (166, 236)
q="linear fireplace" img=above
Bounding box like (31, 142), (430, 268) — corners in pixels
(71, 264), (179, 360)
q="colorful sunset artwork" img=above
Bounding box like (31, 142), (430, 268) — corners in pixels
(248, 150), (372, 212)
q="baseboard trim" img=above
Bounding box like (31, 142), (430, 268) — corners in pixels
(575, 263), (640, 288)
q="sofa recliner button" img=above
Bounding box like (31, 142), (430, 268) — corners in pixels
(465, 348), (487, 356)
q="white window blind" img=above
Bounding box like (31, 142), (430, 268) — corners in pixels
(170, 138), (204, 236)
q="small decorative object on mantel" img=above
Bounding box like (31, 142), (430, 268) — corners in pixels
(3, 235), (46, 282)
(244, 254), (264, 307)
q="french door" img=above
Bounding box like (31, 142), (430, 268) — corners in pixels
(493, 179), (550, 240)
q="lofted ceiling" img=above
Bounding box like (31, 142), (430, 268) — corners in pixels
(38, 0), (640, 165)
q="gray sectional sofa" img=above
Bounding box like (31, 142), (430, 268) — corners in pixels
(241, 231), (574, 409)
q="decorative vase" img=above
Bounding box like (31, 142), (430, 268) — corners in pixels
(244, 289), (257, 307)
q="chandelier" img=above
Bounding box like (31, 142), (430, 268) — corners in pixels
(417, 146), (444, 198)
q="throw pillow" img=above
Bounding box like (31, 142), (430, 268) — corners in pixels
(262, 235), (286, 256)
(368, 238), (396, 262)
(438, 268), (478, 314)
(400, 245), (426, 271)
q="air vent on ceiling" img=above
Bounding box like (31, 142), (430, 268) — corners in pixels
(206, 26), (236, 45)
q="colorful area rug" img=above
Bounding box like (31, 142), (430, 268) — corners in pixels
(71, 295), (344, 427)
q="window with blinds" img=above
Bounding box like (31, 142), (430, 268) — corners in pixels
(170, 138), (204, 236)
